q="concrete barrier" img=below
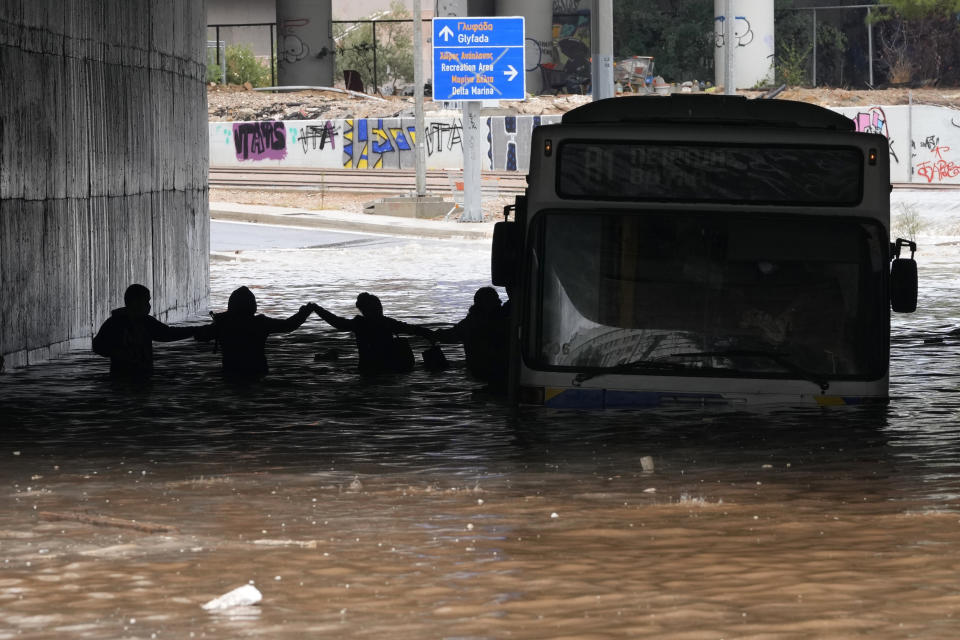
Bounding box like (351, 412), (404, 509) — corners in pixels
(210, 105), (960, 185)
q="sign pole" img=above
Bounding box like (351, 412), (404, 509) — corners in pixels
(461, 100), (483, 222)
(413, 0), (426, 197)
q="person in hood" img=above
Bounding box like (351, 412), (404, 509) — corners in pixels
(314, 292), (434, 375)
(435, 286), (508, 386)
(197, 286), (318, 380)
(92, 284), (201, 378)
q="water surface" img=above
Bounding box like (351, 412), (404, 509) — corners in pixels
(3, 231), (960, 639)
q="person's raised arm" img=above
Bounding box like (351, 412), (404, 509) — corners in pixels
(433, 317), (467, 344)
(262, 303), (319, 334)
(146, 316), (201, 342)
(314, 305), (356, 332)
(387, 317), (436, 343)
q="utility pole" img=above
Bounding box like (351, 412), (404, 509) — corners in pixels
(590, 0), (614, 100)
(723, 0), (735, 95)
(413, 0), (426, 197)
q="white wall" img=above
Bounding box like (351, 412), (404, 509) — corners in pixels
(210, 104), (960, 184)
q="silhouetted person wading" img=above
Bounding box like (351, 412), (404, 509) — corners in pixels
(314, 292), (434, 375)
(197, 286), (317, 380)
(92, 283), (200, 378)
(435, 286), (508, 386)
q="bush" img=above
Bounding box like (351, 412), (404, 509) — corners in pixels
(893, 202), (925, 238)
(776, 40), (812, 86)
(224, 44), (272, 87)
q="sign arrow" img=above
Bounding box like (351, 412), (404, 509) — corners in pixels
(503, 64), (518, 81)
(439, 25), (454, 42)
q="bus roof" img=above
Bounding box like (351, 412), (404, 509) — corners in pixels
(561, 95), (855, 132)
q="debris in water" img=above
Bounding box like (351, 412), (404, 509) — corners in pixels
(253, 539), (318, 549)
(640, 456), (655, 473)
(39, 511), (179, 534)
(202, 584), (263, 611)
(550, 512), (559, 519)
(348, 477), (363, 491)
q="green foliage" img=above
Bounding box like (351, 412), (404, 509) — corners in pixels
(206, 48), (224, 84)
(334, 0), (414, 93)
(776, 40), (812, 86)
(774, 1), (848, 87)
(877, 0), (960, 21)
(613, 0), (715, 82)
(224, 44), (272, 87)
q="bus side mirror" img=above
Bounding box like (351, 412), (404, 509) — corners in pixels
(492, 220), (519, 287)
(890, 238), (918, 313)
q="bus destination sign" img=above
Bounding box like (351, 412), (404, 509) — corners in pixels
(432, 16), (525, 101)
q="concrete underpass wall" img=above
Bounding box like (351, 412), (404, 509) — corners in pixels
(0, 1), (209, 369)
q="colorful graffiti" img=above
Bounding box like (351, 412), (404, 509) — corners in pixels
(916, 144), (960, 183)
(487, 116), (547, 171)
(233, 121), (287, 161)
(849, 106), (899, 164)
(342, 118), (417, 169)
(209, 108), (960, 184)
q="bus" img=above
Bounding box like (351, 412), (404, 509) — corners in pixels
(492, 95), (918, 409)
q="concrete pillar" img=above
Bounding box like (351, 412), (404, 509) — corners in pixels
(0, 0), (209, 369)
(496, 0), (552, 96)
(277, 0), (334, 87)
(714, 0), (774, 91)
(436, 0), (467, 16)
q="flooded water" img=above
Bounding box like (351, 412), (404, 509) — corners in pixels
(3, 224), (960, 638)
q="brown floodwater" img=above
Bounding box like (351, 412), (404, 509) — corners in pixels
(3, 235), (960, 639)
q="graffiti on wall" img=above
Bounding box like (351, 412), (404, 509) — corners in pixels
(292, 121), (339, 153)
(915, 138), (960, 183)
(342, 118), (417, 169)
(210, 109), (960, 183)
(233, 121), (287, 161)
(488, 116), (545, 171)
(423, 121), (463, 156)
(280, 18), (310, 64)
(715, 16), (754, 48)
(850, 106), (899, 164)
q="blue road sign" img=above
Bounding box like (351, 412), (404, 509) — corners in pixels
(432, 16), (525, 101)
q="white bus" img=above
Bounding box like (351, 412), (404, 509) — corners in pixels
(492, 95), (918, 409)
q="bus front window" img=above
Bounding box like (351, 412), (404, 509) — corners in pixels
(526, 211), (887, 380)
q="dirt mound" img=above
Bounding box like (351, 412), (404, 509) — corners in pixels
(207, 83), (960, 122)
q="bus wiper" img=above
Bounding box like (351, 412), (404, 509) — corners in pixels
(572, 359), (694, 386)
(670, 350), (830, 392)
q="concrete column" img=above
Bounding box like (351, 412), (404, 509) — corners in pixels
(277, 0), (334, 87)
(714, 0), (774, 91)
(0, 0), (209, 369)
(437, 0), (467, 16)
(590, 0), (614, 100)
(496, 0), (552, 96)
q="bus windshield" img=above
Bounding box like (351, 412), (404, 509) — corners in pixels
(525, 211), (888, 380)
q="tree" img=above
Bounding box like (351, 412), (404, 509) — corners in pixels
(774, 1), (847, 87)
(613, 0), (715, 82)
(334, 0), (414, 94)
(871, 0), (960, 85)
(207, 44), (273, 87)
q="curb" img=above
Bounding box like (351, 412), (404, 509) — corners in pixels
(209, 207), (495, 240)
